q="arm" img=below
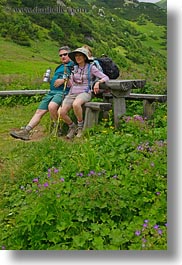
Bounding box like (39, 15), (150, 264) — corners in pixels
(91, 65), (109, 94)
(54, 78), (65, 88)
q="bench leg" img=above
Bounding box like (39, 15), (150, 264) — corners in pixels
(143, 100), (155, 119)
(83, 108), (100, 130)
(113, 97), (126, 128)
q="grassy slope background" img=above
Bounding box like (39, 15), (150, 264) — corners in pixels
(0, 0), (167, 92)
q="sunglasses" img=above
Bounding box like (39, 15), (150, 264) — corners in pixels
(59, 53), (68, 57)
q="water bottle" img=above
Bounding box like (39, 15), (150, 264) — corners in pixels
(43, 68), (51, 82)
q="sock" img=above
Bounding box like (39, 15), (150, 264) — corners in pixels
(25, 125), (32, 132)
(77, 121), (84, 128)
(69, 122), (75, 128)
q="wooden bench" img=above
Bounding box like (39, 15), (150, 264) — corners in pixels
(103, 92), (167, 119)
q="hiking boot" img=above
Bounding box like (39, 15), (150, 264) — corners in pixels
(75, 127), (83, 138)
(10, 128), (30, 140)
(66, 124), (77, 139)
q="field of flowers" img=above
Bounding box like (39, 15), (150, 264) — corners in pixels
(0, 104), (167, 250)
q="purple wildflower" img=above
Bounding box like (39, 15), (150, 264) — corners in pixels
(44, 182), (49, 187)
(143, 223), (148, 228)
(89, 170), (95, 175)
(137, 145), (144, 151)
(54, 168), (59, 173)
(60, 178), (65, 182)
(158, 229), (163, 235)
(47, 173), (51, 178)
(1, 245), (6, 250)
(77, 172), (83, 177)
(156, 192), (161, 195)
(112, 175), (118, 179)
(33, 178), (39, 183)
(135, 230), (141, 236)
(153, 224), (159, 230)
(144, 219), (149, 223)
(134, 115), (144, 122)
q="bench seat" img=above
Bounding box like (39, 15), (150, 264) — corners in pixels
(83, 102), (112, 129)
(103, 92), (167, 119)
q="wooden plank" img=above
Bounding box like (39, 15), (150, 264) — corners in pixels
(84, 102), (111, 111)
(103, 92), (167, 101)
(125, 93), (167, 102)
(0, 80), (146, 97)
(0, 90), (49, 96)
(107, 79), (146, 91)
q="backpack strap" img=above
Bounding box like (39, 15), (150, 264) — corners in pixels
(87, 63), (91, 92)
(86, 62), (97, 93)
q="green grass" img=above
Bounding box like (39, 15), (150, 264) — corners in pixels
(0, 103), (167, 250)
(0, 37), (61, 89)
(129, 21), (166, 55)
(0, 103), (49, 153)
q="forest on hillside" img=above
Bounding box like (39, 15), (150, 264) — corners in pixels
(0, 0), (167, 93)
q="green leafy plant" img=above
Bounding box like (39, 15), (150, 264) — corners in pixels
(0, 108), (167, 250)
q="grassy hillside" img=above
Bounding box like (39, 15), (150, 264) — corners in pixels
(0, 0), (167, 93)
(0, 37), (60, 90)
(156, 0), (167, 9)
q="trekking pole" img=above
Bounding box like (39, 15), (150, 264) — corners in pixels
(54, 78), (68, 137)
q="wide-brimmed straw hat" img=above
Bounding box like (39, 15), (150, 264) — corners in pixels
(68, 47), (93, 63)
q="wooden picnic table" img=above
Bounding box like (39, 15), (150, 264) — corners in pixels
(0, 79), (146, 128)
(103, 79), (146, 127)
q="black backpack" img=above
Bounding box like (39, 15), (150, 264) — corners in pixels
(97, 56), (120, 79)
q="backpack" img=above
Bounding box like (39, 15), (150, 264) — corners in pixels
(96, 56), (120, 79)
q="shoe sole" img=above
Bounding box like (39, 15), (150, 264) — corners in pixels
(10, 132), (29, 141)
(66, 135), (74, 139)
(66, 128), (77, 139)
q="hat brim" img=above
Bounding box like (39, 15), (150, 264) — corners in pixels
(68, 51), (92, 64)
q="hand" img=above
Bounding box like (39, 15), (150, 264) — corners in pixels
(54, 79), (64, 88)
(93, 81), (100, 94)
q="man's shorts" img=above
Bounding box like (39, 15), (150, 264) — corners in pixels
(62, 92), (92, 108)
(38, 92), (64, 110)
